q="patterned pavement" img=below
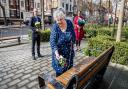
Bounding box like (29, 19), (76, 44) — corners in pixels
(0, 39), (128, 89)
(0, 40), (86, 89)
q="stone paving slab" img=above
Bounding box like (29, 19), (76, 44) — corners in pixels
(0, 39), (128, 89)
(99, 62), (128, 89)
(0, 40), (85, 89)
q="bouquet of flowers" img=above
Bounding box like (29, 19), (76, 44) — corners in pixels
(58, 55), (67, 68)
(35, 22), (41, 32)
(78, 18), (85, 26)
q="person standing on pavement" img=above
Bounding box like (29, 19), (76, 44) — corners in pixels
(73, 10), (85, 51)
(50, 8), (76, 77)
(30, 8), (43, 60)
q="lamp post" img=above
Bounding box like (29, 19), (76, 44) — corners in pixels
(40, 0), (45, 30)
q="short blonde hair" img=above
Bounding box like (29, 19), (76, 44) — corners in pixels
(53, 7), (65, 21)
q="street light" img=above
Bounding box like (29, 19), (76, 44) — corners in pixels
(40, 0), (45, 30)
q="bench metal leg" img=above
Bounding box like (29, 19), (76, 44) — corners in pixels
(38, 74), (46, 88)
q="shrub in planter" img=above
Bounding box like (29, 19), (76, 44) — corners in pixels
(85, 29), (97, 38)
(84, 24), (112, 38)
(97, 29), (111, 36)
(40, 29), (51, 42)
(84, 35), (128, 65)
(28, 28), (51, 42)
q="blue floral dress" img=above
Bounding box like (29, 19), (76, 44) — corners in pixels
(50, 19), (76, 74)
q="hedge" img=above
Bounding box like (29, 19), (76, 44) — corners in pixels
(28, 29), (51, 42)
(83, 35), (128, 66)
(84, 28), (112, 38)
(84, 24), (128, 41)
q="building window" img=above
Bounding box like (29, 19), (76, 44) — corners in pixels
(62, 3), (64, 8)
(10, 0), (14, 5)
(21, 1), (24, 7)
(37, 3), (40, 8)
(2, 0), (6, 3)
(70, 5), (72, 11)
(17, 11), (20, 18)
(66, 4), (68, 11)
(16, 0), (19, 5)
(35, 3), (36, 8)
(21, 12), (23, 19)
(30, 1), (34, 8)
(10, 10), (15, 17)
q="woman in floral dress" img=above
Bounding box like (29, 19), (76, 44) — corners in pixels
(50, 8), (76, 76)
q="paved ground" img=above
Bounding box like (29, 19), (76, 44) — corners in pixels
(0, 39), (128, 89)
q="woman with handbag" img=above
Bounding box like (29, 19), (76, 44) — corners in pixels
(50, 8), (76, 77)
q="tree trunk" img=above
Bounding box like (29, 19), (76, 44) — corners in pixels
(108, 0), (110, 27)
(116, 0), (125, 42)
(0, 2), (8, 26)
(99, 0), (102, 25)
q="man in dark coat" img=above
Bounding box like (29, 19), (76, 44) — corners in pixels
(30, 8), (43, 60)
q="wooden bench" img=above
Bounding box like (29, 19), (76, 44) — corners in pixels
(38, 46), (115, 89)
(0, 36), (21, 44)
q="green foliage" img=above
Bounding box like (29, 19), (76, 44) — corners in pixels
(83, 48), (91, 56)
(40, 29), (51, 42)
(84, 35), (128, 66)
(122, 26), (128, 40)
(97, 29), (111, 36)
(28, 28), (51, 42)
(85, 29), (97, 38)
(84, 24), (112, 38)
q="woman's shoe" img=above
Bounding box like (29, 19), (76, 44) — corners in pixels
(75, 48), (78, 51)
(78, 49), (81, 51)
(78, 47), (81, 51)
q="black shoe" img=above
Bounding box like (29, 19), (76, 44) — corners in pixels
(32, 56), (36, 60)
(38, 54), (44, 57)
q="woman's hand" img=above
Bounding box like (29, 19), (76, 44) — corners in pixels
(55, 50), (60, 60)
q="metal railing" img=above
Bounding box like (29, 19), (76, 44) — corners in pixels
(0, 25), (30, 43)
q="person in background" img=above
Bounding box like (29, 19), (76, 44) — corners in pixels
(29, 8), (43, 60)
(50, 8), (76, 77)
(73, 10), (85, 51)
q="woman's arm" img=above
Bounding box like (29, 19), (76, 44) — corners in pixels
(50, 24), (60, 59)
(50, 24), (58, 53)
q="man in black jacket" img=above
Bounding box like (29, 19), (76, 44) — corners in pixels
(30, 8), (43, 60)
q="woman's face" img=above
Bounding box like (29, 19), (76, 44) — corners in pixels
(56, 17), (64, 26)
(78, 11), (81, 16)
